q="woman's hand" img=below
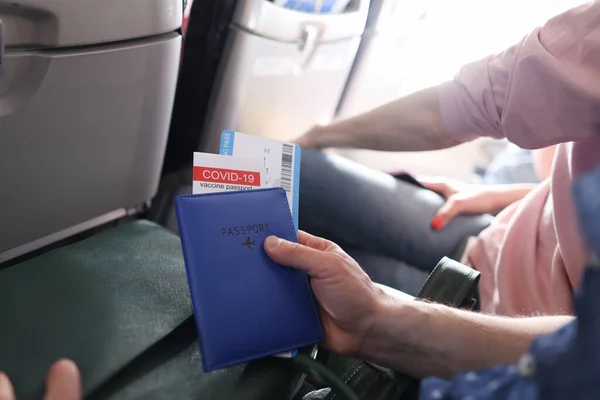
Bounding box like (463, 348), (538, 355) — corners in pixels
(418, 177), (495, 230)
(0, 359), (81, 400)
(418, 177), (535, 230)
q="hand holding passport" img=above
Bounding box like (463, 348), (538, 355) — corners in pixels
(175, 132), (323, 371)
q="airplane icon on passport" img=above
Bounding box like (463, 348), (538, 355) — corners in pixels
(242, 237), (256, 250)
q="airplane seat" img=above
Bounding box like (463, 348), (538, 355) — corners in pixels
(0, 0), (181, 264)
(152, 0), (372, 234)
(0, 1), (302, 398)
(0, 0), (391, 398)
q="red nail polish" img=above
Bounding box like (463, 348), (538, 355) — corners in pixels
(431, 217), (443, 231)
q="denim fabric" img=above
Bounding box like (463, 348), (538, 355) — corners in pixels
(482, 144), (540, 185)
(299, 149), (493, 294)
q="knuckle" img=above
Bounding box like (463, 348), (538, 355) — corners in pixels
(330, 252), (356, 273)
(287, 242), (305, 257)
(448, 197), (462, 207)
(325, 239), (343, 253)
(330, 252), (347, 265)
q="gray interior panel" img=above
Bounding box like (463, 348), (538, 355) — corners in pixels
(0, 0), (181, 48)
(0, 34), (181, 254)
(232, 0), (369, 42)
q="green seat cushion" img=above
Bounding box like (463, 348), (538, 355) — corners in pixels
(0, 220), (301, 400)
(0, 220), (192, 399)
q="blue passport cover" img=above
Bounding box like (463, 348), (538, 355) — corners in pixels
(174, 188), (323, 371)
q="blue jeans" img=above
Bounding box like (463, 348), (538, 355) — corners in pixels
(299, 149), (493, 296)
(482, 143), (540, 185)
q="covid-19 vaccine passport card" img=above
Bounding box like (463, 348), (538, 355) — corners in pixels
(192, 152), (263, 194)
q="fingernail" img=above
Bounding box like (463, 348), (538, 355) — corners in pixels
(431, 217), (443, 231)
(265, 236), (281, 250)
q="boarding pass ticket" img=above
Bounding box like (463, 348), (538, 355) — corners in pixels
(219, 130), (301, 230)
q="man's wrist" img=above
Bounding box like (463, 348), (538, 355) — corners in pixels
(298, 126), (322, 149)
(305, 123), (360, 150)
(354, 291), (420, 362)
(305, 125), (336, 149)
(352, 293), (454, 377)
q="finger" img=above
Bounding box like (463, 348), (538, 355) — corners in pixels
(415, 175), (441, 186)
(416, 177), (448, 196)
(264, 236), (335, 278)
(298, 231), (337, 252)
(0, 372), (15, 400)
(44, 359), (81, 400)
(431, 199), (461, 230)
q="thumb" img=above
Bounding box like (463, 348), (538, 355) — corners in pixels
(431, 197), (462, 230)
(44, 360), (81, 400)
(264, 236), (329, 278)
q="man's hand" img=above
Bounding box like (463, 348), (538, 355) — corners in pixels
(0, 359), (81, 400)
(266, 231), (572, 378)
(294, 126), (322, 149)
(264, 231), (386, 356)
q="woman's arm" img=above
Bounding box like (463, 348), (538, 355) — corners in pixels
(418, 177), (538, 229)
(481, 183), (538, 211)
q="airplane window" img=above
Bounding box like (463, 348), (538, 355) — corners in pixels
(389, 0), (590, 95)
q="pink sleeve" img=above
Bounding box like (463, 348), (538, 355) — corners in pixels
(438, 1), (600, 149)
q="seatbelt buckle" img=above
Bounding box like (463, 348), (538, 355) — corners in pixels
(465, 297), (478, 311)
